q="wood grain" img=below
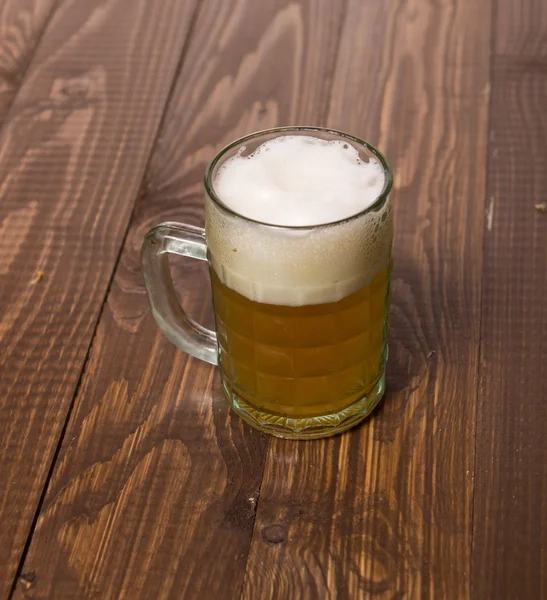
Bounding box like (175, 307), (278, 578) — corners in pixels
(0, 0), (58, 122)
(472, 1), (547, 598)
(243, 0), (492, 598)
(0, 0), (199, 595)
(13, 1), (347, 598)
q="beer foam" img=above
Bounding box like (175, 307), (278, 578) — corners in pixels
(214, 136), (385, 226)
(207, 135), (392, 306)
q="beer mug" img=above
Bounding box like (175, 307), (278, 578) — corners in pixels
(142, 127), (393, 439)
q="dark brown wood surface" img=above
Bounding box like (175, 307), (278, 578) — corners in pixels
(0, 0), (58, 122)
(472, 2), (547, 599)
(0, 0), (544, 598)
(0, 0), (199, 595)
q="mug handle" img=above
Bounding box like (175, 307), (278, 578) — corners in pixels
(141, 222), (218, 365)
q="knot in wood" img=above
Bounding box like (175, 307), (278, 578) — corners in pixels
(262, 524), (288, 544)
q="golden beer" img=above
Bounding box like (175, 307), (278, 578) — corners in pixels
(211, 266), (390, 418)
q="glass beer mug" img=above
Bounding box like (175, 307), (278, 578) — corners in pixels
(142, 127), (393, 439)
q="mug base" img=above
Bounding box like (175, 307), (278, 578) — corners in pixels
(221, 371), (385, 440)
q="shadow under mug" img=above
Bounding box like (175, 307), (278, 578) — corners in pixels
(141, 126), (393, 439)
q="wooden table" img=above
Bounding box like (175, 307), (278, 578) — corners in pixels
(0, 0), (545, 598)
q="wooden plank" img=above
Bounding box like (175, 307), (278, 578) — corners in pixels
(471, 1), (547, 598)
(0, 0), (58, 121)
(12, 1), (347, 598)
(242, 0), (492, 598)
(0, 0), (199, 596)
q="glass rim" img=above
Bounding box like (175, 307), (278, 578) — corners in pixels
(204, 126), (393, 230)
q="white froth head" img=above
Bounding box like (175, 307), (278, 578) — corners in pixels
(213, 134), (385, 226)
(205, 127), (393, 306)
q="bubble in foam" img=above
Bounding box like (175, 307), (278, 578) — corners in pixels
(214, 135), (385, 226)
